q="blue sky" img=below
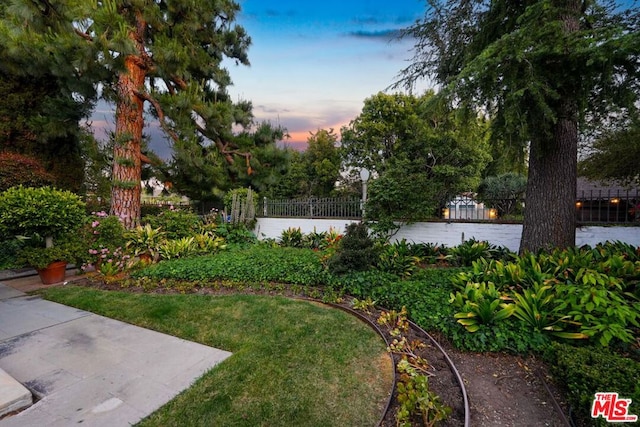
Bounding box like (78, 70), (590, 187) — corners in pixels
(224, 0), (426, 150)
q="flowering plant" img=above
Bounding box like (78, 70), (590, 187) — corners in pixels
(88, 246), (131, 277)
(80, 212), (127, 269)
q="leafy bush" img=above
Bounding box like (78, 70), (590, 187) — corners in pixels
(0, 238), (27, 269)
(544, 343), (640, 426)
(327, 222), (377, 275)
(406, 242), (449, 265)
(280, 227), (304, 248)
(451, 245), (640, 348)
(135, 246), (327, 285)
(213, 222), (257, 246)
(125, 224), (166, 261)
(450, 282), (515, 332)
(303, 228), (328, 250)
(17, 235), (86, 269)
(144, 208), (202, 240)
(376, 239), (422, 278)
(80, 212), (127, 266)
(0, 186), (86, 242)
(449, 239), (514, 267)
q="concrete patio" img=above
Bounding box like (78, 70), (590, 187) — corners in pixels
(0, 274), (231, 426)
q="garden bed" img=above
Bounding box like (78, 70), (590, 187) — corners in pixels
(49, 276), (571, 426)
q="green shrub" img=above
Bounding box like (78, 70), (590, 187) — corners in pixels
(144, 208), (202, 240)
(406, 242), (449, 265)
(303, 228), (328, 250)
(451, 245), (640, 348)
(544, 343), (640, 426)
(327, 222), (377, 275)
(280, 227), (304, 248)
(376, 239), (421, 278)
(0, 238), (27, 269)
(213, 222), (257, 246)
(0, 186), (86, 242)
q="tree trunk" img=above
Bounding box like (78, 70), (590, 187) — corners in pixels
(110, 16), (146, 229)
(520, 116), (577, 253)
(519, 0), (581, 253)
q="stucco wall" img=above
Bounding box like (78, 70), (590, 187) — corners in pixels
(254, 218), (640, 251)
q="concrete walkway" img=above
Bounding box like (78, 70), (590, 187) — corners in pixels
(0, 277), (231, 426)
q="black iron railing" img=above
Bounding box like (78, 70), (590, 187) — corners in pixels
(258, 197), (362, 219)
(258, 191), (640, 225)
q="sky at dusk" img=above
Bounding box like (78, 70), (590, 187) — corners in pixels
(226, 0), (428, 150)
(90, 0), (428, 158)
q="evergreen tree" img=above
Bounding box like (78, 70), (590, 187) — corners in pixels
(398, 0), (640, 252)
(1, 0), (252, 227)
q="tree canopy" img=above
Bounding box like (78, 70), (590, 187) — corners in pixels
(399, 0), (640, 252)
(0, 0), (255, 227)
(579, 119), (640, 185)
(341, 91), (491, 233)
(0, 1), (91, 192)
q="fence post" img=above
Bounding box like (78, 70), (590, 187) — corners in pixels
(263, 197), (268, 217)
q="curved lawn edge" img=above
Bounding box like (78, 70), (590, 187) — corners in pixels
(37, 286), (393, 427)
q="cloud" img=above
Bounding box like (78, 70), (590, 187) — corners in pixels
(347, 29), (402, 41)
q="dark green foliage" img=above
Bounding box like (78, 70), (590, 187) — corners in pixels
(476, 173), (527, 218)
(279, 227), (304, 248)
(449, 239), (515, 267)
(327, 223), (377, 275)
(579, 120), (640, 186)
(375, 239), (421, 278)
(144, 209), (202, 240)
(212, 223), (257, 246)
(407, 242), (450, 265)
(135, 246), (326, 285)
(544, 343), (640, 426)
(452, 243), (640, 347)
(0, 238), (27, 269)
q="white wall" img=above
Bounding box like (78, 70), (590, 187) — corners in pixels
(254, 218), (640, 251)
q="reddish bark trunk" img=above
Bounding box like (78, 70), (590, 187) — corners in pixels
(110, 14), (146, 229)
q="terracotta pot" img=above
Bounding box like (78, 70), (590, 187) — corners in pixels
(37, 261), (68, 285)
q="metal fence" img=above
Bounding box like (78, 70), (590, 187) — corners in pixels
(576, 188), (640, 224)
(259, 197), (362, 219)
(258, 191), (640, 224)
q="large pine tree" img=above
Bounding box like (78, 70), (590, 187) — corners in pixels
(1, 0), (253, 228)
(398, 0), (640, 252)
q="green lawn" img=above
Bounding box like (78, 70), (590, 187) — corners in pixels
(39, 286), (393, 427)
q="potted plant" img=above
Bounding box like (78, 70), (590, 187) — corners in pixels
(0, 186), (86, 283)
(17, 238), (85, 284)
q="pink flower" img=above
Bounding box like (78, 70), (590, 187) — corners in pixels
(92, 221), (100, 228)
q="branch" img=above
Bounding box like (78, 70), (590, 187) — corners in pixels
(134, 89), (180, 144)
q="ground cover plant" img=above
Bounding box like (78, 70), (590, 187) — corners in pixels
(31, 217), (639, 427)
(38, 287), (393, 427)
